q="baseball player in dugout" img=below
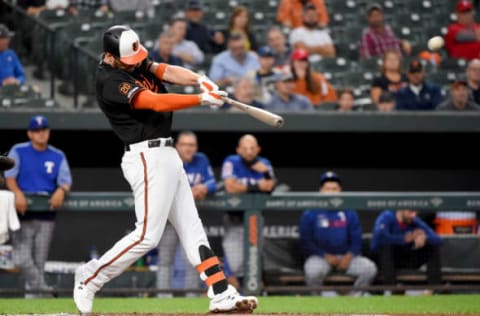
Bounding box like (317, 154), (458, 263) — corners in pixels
(156, 130), (217, 297)
(73, 25), (258, 314)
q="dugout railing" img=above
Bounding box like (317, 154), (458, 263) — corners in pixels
(3, 191), (477, 296)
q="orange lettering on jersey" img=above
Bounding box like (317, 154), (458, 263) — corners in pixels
(135, 76), (158, 93)
(119, 82), (132, 95)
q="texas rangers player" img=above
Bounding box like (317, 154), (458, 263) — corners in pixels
(156, 130), (217, 296)
(73, 25), (257, 313)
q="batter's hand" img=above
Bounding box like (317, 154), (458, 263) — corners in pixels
(200, 90), (227, 107)
(197, 75), (219, 93)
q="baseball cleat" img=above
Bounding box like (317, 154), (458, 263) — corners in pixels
(208, 284), (258, 313)
(73, 265), (95, 313)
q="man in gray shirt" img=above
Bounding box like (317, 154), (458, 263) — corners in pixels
(265, 73), (314, 112)
(437, 77), (480, 111)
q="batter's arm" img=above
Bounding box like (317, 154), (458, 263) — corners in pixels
(150, 63), (200, 86)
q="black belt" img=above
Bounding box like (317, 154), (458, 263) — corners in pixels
(125, 138), (174, 151)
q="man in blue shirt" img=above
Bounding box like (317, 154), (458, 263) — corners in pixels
(0, 24), (25, 87)
(300, 171), (377, 296)
(395, 59), (443, 110)
(371, 209), (443, 288)
(221, 134), (276, 289)
(208, 33), (260, 87)
(157, 131), (216, 297)
(5, 115), (72, 296)
(265, 72), (314, 112)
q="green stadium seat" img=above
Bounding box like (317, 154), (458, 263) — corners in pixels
(312, 57), (352, 73)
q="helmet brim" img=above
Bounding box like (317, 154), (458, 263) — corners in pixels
(120, 44), (148, 65)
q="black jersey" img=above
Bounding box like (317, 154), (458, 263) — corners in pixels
(96, 60), (171, 145)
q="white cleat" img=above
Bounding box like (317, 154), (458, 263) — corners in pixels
(208, 285), (258, 313)
(73, 265), (95, 313)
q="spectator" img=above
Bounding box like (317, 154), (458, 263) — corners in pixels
(437, 77), (480, 111)
(169, 17), (204, 69)
(371, 209), (443, 290)
(300, 171), (377, 296)
(221, 6), (258, 52)
(208, 33), (260, 86)
(267, 26), (292, 71)
(289, 3), (335, 61)
(68, 0), (109, 16)
(265, 72), (314, 112)
(227, 78), (264, 111)
(376, 91), (396, 112)
(156, 131), (216, 297)
(434, 211), (478, 235)
(254, 46), (276, 104)
(359, 3), (411, 59)
(0, 24), (25, 87)
(395, 59), (443, 110)
(445, 0), (480, 60)
(17, 0), (47, 16)
(221, 134), (276, 289)
(277, 0), (329, 29)
(336, 88), (355, 111)
(184, 0), (224, 54)
(290, 48), (337, 107)
(466, 58), (480, 104)
(370, 50), (408, 104)
(5, 115), (72, 297)
(149, 30), (184, 66)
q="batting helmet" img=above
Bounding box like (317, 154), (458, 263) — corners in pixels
(103, 25), (148, 65)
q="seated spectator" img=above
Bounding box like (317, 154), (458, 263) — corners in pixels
(254, 46), (276, 104)
(68, 0), (109, 16)
(300, 171), (377, 296)
(437, 77), (480, 111)
(184, 0), (224, 54)
(226, 78), (264, 111)
(370, 50), (408, 104)
(221, 6), (258, 52)
(418, 50), (442, 68)
(290, 48), (337, 106)
(0, 25), (25, 87)
(466, 58), (480, 104)
(17, 0), (47, 16)
(289, 4), (335, 61)
(359, 3), (411, 59)
(169, 17), (204, 69)
(395, 59), (443, 110)
(336, 88), (355, 111)
(445, 0), (480, 60)
(264, 72), (314, 112)
(277, 0), (329, 29)
(267, 26), (292, 71)
(434, 211), (478, 235)
(149, 30), (183, 66)
(376, 91), (396, 112)
(371, 209), (443, 290)
(208, 33), (260, 86)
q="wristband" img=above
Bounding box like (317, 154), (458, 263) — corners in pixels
(247, 183), (259, 193)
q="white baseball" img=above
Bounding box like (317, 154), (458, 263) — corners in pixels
(428, 36), (444, 51)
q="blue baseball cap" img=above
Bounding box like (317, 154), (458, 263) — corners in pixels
(257, 46), (274, 57)
(28, 115), (49, 131)
(320, 171), (341, 186)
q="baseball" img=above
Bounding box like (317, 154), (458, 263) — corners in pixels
(428, 36), (444, 51)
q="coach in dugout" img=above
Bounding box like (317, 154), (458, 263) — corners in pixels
(299, 171), (377, 296)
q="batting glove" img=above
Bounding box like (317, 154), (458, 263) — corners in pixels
(197, 75), (219, 93)
(200, 90), (227, 107)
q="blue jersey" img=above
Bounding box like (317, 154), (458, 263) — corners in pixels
(221, 154), (274, 185)
(0, 49), (25, 86)
(184, 152), (216, 194)
(371, 210), (442, 252)
(5, 142), (72, 194)
(300, 209), (362, 257)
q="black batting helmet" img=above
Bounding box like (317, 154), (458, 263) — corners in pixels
(103, 25), (148, 65)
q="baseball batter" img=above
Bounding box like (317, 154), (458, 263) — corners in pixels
(73, 25), (258, 314)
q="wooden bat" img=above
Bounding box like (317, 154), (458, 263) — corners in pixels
(222, 97), (285, 128)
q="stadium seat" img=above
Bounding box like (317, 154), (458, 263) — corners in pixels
(357, 58), (382, 72)
(335, 42), (359, 61)
(312, 57), (352, 73)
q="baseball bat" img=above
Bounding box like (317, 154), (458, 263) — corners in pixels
(222, 97), (285, 128)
